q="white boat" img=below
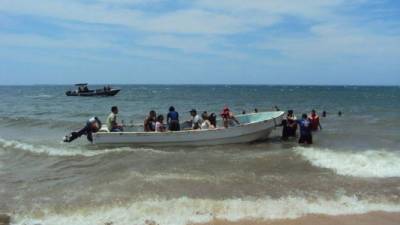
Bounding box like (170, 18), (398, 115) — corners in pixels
(93, 111), (284, 146)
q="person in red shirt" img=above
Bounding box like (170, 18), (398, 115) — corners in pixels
(221, 107), (240, 128)
(309, 109), (322, 131)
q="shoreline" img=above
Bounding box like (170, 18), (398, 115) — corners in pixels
(189, 212), (400, 225)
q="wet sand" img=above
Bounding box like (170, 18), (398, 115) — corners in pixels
(190, 212), (400, 225)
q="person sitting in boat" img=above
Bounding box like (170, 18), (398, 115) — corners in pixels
(209, 113), (217, 128)
(297, 114), (312, 144)
(188, 109), (202, 130)
(144, 110), (157, 132)
(221, 107), (240, 128)
(167, 106), (180, 131)
(107, 106), (124, 132)
(309, 109), (322, 131)
(200, 111), (215, 129)
(63, 117), (101, 143)
(286, 110), (297, 137)
(155, 115), (166, 132)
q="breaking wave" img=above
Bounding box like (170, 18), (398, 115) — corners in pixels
(0, 138), (165, 157)
(295, 147), (400, 178)
(12, 195), (400, 225)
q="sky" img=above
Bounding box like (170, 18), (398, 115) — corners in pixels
(0, 0), (399, 85)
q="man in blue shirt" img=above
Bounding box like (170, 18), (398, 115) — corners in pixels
(167, 106), (180, 131)
(297, 114), (313, 144)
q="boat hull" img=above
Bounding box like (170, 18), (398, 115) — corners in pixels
(93, 111), (284, 146)
(66, 89), (120, 97)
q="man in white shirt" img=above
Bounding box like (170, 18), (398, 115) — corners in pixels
(189, 109), (202, 130)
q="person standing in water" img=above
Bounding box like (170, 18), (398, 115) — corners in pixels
(286, 110), (297, 137)
(167, 106), (180, 131)
(297, 114), (312, 144)
(221, 107), (240, 128)
(309, 109), (322, 131)
(107, 106), (123, 132)
(322, 111), (327, 117)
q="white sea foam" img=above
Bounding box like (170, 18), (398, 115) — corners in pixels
(27, 94), (53, 98)
(0, 138), (164, 157)
(295, 147), (400, 178)
(12, 195), (400, 225)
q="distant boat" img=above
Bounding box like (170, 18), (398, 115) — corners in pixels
(93, 111), (284, 146)
(66, 84), (120, 97)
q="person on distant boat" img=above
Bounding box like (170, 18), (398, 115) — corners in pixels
(63, 117), (102, 143)
(286, 110), (297, 137)
(209, 113), (217, 128)
(309, 109), (322, 131)
(155, 115), (166, 132)
(200, 111), (214, 129)
(188, 109), (202, 130)
(167, 106), (180, 131)
(107, 106), (123, 132)
(297, 114), (312, 144)
(221, 107), (240, 128)
(144, 110), (157, 132)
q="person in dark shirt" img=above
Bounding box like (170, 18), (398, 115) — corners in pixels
(209, 113), (217, 128)
(64, 117), (101, 143)
(297, 114), (312, 144)
(167, 106), (180, 131)
(144, 110), (156, 132)
(286, 110), (297, 137)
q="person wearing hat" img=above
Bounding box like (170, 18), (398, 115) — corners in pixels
(221, 107), (240, 128)
(188, 109), (202, 130)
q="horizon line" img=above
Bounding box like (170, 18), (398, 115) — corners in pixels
(0, 83), (399, 87)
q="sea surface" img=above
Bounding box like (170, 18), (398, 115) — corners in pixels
(0, 85), (399, 225)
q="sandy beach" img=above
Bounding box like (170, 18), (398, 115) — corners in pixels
(191, 212), (400, 225)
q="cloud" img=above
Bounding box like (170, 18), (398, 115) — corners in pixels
(0, 0), (399, 84)
(255, 23), (400, 61)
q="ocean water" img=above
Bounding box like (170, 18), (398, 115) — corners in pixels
(0, 85), (399, 225)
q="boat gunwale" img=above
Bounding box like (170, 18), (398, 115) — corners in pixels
(95, 111), (283, 136)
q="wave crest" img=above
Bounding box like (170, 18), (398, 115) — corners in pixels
(295, 147), (400, 178)
(12, 195), (400, 225)
(0, 138), (163, 157)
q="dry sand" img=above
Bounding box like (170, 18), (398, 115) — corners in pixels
(190, 212), (400, 225)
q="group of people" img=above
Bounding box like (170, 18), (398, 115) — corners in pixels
(279, 109), (322, 144)
(141, 106), (240, 132)
(64, 104), (330, 145)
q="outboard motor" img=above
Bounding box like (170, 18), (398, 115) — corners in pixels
(63, 117), (102, 143)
